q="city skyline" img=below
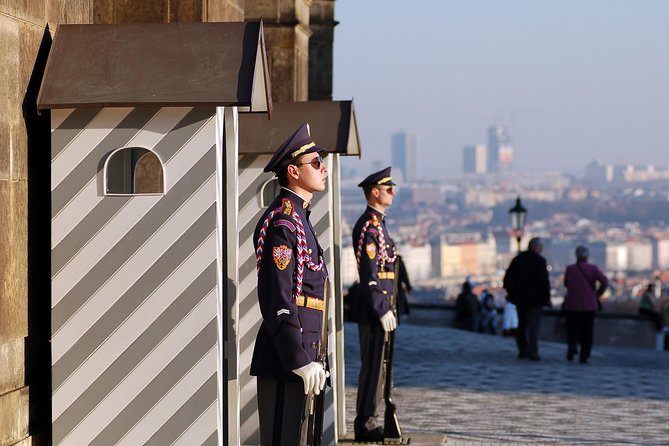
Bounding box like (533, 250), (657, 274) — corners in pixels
(391, 131), (419, 181)
(333, 0), (669, 178)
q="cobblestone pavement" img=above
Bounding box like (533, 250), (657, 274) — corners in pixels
(343, 321), (669, 446)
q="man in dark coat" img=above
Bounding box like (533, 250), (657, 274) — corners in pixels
(251, 123), (329, 445)
(351, 166), (398, 441)
(503, 237), (551, 360)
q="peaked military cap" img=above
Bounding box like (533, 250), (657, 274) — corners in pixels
(264, 123), (327, 174)
(358, 166), (396, 188)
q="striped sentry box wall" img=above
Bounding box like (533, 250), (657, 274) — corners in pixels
(50, 106), (222, 446)
(237, 155), (341, 445)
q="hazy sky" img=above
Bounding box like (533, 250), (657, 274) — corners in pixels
(332, 0), (669, 176)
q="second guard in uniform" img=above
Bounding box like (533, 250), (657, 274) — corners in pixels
(351, 167), (399, 441)
(251, 124), (329, 445)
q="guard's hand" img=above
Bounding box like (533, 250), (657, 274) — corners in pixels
(379, 311), (397, 332)
(292, 362), (327, 395)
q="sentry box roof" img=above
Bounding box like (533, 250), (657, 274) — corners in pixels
(239, 100), (360, 156)
(37, 21), (271, 113)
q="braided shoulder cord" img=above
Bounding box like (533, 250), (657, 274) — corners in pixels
(376, 222), (397, 264)
(292, 212), (324, 271)
(255, 206), (323, 300)
(355, 217), (376, 268)
(355, 214), (396, 268)
(256, 206), (282, 271)
(292, 211), (324, 299)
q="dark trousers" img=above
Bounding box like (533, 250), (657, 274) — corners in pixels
(355, 322), (385, 433)
(257, 377), (307, 445)
(565, 311), (595, 360)
(516, 306), (542, 356)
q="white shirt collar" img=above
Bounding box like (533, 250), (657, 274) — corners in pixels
(368, 204), (385, 216)
(282, 187), (310, 206)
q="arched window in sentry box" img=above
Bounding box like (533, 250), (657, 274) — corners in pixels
(105, 148), (165, 195)
(260, 177), (280, 207)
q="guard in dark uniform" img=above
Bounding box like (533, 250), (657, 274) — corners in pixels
(251, 123), (329, 445)
(351, 166), (398, 441)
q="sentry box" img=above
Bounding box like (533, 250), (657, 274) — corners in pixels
(235, 101), (360, 445)
(38, 22), (270, 446)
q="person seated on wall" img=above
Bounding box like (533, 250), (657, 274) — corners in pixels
(455, 280), (480, 332)
(639, 283), (665, 331)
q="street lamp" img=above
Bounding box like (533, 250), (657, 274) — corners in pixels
(508, 196), (527, 253)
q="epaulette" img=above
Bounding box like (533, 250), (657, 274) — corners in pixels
(281, 198), (293, 216)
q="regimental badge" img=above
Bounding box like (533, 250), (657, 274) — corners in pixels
(366, 243), (377, 259)
(272, 245), (292, 270)
(281, 198), (293, 216)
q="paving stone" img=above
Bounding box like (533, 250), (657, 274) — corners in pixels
(343, 322), (669, 446)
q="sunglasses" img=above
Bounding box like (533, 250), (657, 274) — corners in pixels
(294, 155), (325, 170)
(375, 186), (394, 194)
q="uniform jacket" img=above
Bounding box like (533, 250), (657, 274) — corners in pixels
(351, 206), (397, 324)
(250, 188), (328, 380)
(503, 250), (551, 309)
(563, 261), (608, 312)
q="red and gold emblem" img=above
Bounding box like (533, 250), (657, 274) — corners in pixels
(366, 243), (376, 259)
(272, 245), (292, 270)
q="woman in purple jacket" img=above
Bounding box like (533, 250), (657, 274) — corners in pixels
(563, 246), (608, 364)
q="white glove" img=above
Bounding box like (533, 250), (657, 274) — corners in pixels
(292, 362), (327, 395)
(379, 311), (397, 332)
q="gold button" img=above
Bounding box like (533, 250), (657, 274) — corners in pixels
(382, 290), (388, 295)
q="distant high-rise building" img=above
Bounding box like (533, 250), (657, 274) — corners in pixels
(487, 126), (513, 172)
(391, 132), (418, 182)
(584, 161), (614, 183)
(463, 144), (487, 174)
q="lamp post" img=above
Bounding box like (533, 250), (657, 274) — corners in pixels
(508, 196), (527, 253)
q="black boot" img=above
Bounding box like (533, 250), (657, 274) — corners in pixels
(354, 417), (385, 442)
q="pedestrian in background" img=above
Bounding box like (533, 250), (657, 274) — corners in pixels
(563, 245), (608, 364)
(479, 289), (497, 334)
(455, 280), (480, 332)
(639, 283), (664, 331)
(502, 295), (519, 336)
(503, 237), (552, 361)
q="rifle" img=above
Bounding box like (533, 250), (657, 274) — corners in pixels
(305, 279), (330, 446)
(383, 262), (402, 443)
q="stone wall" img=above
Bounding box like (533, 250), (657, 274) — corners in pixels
(407, 305), (666, 350)
(245, 0), (313, 101)
(0, 4), (73, 444)
(0, 1), (247, 444)
(309, 0), (336, 100)
(92, 0), (244, 23)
